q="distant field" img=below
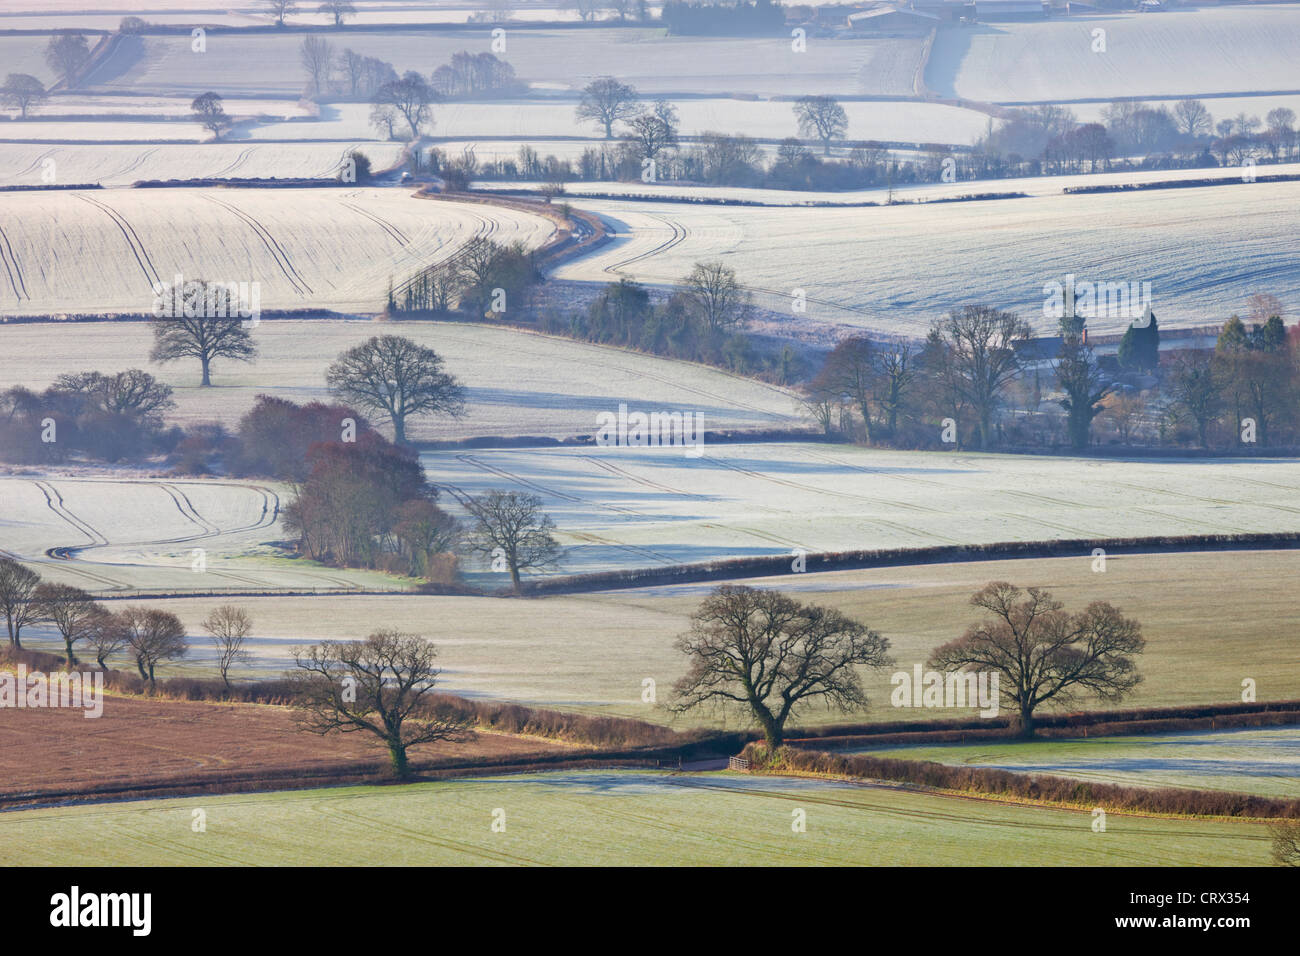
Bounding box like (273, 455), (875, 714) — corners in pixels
(928, 7), (1300, 103)
(0, 320), (801, 439)
(422, 442), (1300, 573)
(0, 770), (1270, 866)
(559, 181), (1300, 335)
(0, 142), (405, 187)
(81, 29), (924, 99)
(840, 729), (1300, 799)
(0, 188), (554, 316)
(19, 550), (1293, 722)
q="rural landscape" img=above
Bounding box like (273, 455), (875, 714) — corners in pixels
(1, 0), (1298, 888)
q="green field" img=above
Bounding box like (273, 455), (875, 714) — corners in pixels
(0, 771), (1272, 866)
(840, 729), (1300, 799)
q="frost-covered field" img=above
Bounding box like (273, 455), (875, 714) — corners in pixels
(423, 442), (1300, 575)
(16, 550), (1291, 719)
(481, 162), (1300, 206)
(0, 188), (554, 315)
(0, 320), (802, 440)
(0, 475), (403, 594)
(929, 6), (1300, 103)
(82, 29), (925, 98)
(0, 142), (404, 187)
(557, 180), (1300, 335)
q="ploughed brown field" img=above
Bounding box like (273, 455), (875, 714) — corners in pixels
(0, 693), (572, 806)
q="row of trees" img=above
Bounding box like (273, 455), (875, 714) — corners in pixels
(671, 580), (1144, 748)
(365, 52), (518, 139)
(0, 558), (254, 689)
(390, 236), (538, 318)
(975, 99), (1300, 179)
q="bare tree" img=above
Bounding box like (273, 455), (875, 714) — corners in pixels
(326, 335), (466, 444)
(0, 558), (42, 649)
(576, 76), (638, 138)
(624, 99), (679, 162)
(300, 35), (334, 97)
(2, 73), (47, 119)
(1169, 352), (1222, 448)
(289, 631), (475, 777)
(794, 95), (849, 156)
(203, 605), (253, 689)
(191, 92), (232, 139)
(566, 0), (603, 21)
(44, 33), (91, 85)
(1054, 322), (1113, 450)
(929, 582), (1144, 738)
(671, 585), (894, 749)
(374, 72), (433, 138)
(318, 0), (356, 26)
(1173, 98), (1212, 138)
(261, 0), (299, 26)
(681, 261), (749, 335)
(369, 102), (398, 139)
(33, 584), (99, 666)
(84, 609), (128, 669)
(464, 490), (562, 593)
(930, 305), (1030, 450)
(151, 310), (257, 386)
(120, 607), (189, 690)
(53, 369), (174, 419)
(814, 336), (877, 442)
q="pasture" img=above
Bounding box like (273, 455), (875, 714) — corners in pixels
(0, 770), (1271, 866)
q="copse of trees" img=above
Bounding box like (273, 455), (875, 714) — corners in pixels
(0, 369), (175, 464)
(660, 0), (785, 36)
(119, 606), (189, 691)
(236, 394), (372, 480)
(44, 33), (91, 86)
(390, 236), (537, 318)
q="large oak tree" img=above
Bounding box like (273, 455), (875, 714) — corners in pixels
(325, 335), (465, 444)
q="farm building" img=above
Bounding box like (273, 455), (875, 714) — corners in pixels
(846, 5), (941, 31)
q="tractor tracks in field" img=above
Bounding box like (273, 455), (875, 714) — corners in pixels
(202, 194), (313, 297)
(73, 192), (162, 289)
(0, 222), (28, 303)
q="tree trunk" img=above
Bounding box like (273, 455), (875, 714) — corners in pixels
(200, 354), (212, 387)
(392, 413), (406, 445)
(1015, 703), (1036, 739)
(136, 656), (148, 681)
(64, 638), (77, 667)
(388, 740), (410, 779)
(604, 119), (613, 139)
(509, 563), (521, 594)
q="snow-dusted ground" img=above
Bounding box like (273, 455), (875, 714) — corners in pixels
(0, 142), (404, 187)
(929, 7), (1300, 104)
(555, 179), (1300, 336)
(81, 29), (925, 98)
(480, 162), (1300, 206)
(0, 187), (554, 315)
(0, 474), (402, 594)
(423, 442), (1300, 576)
(0, 320), (803, 440)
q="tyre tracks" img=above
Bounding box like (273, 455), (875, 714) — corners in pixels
(202, 194), (313, 296)
(0, 222), (28, 302)
(73, 192), (162, 289)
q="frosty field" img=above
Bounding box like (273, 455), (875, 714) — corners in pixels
(928, 6), (1300, 104)
(0, 769), (1269, 866)
(424, 442), (1300, 573)
(0, 188), (554, 315)
(558, 180), (1300, 335)
(0, 319), (801, 439)
(840, 729), (1300, 800)
(24, 550), (1292, 721)
(79, 28), (926, 99)
(0, 142), (406, 187)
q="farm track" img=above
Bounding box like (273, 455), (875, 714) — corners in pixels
(202, 194), (313, 296)
(73, 193), (162, 289)
(0, 222), (28, 302)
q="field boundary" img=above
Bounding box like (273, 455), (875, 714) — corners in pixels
(520, 533), (1300, 595)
